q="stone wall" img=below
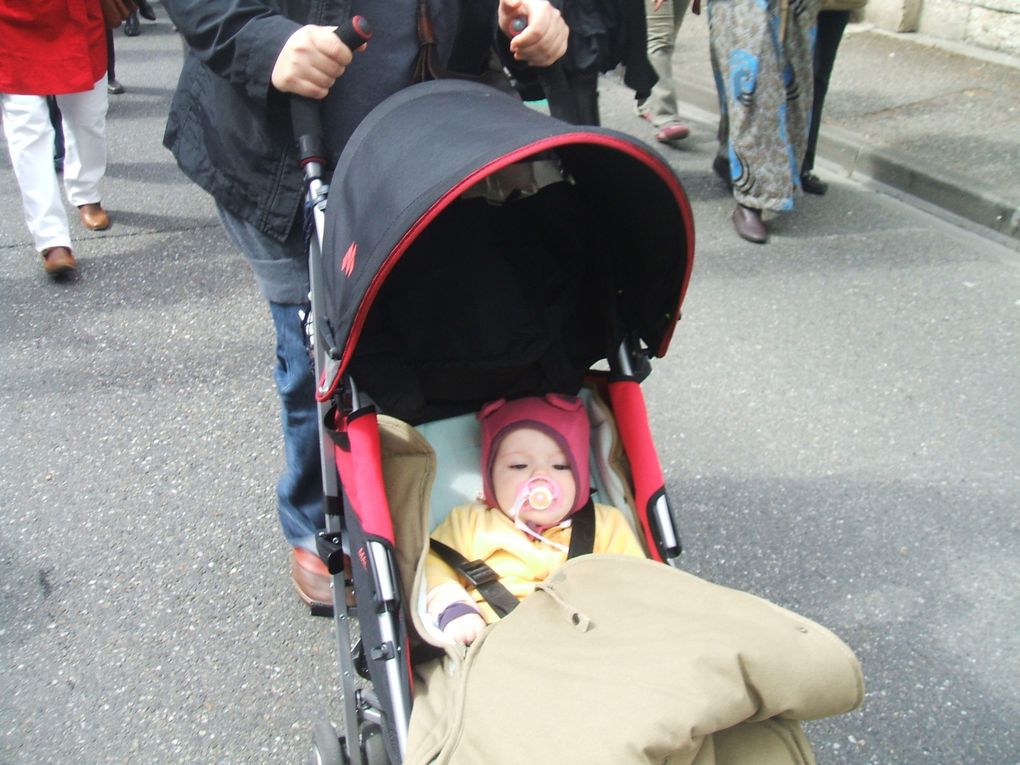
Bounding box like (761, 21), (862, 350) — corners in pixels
(861, 0), (1020, 58)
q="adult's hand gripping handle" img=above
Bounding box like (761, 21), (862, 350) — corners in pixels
(508, 16), (581, 125)
(291, 16), (373, 171)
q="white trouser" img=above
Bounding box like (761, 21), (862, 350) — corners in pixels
(1, 76), (108, 253)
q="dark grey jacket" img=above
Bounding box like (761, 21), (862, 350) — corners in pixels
(162, 0), (457, 242)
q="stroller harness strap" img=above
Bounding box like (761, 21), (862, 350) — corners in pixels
(429, 539), (520, 618)
(565, 498), (596, 560)
(428, 500), (596, 619)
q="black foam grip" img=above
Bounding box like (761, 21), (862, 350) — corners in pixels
(292, 17), (372, 162)
(292, 100), (324, 162)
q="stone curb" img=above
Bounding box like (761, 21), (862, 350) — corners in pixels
(678, 81), (1020, 247)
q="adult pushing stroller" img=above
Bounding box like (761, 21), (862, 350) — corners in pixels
(295, 78), (861, 765)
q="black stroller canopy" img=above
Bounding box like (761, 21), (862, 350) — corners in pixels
(319, 80), (694, 422)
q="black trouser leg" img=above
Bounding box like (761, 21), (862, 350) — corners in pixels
(106, 27), (117, 81)
(803, 10), (850, 173)
(47, 96), (65, 165)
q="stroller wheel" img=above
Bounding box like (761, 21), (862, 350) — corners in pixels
(312, 720), (347, 765)
(361, 724), (389, 765)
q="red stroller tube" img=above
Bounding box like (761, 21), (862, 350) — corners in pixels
(608, 380), (681, 563)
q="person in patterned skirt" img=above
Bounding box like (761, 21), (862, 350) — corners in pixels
(708, 0), (819, 243)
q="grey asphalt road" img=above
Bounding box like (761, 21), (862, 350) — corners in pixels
(2, 13), (1018, 765)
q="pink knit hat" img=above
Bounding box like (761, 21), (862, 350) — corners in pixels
(478, 394), (591, 514)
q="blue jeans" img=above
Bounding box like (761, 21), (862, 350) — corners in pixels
(269, 302), (323, 553)
(216, 204), (323, 552)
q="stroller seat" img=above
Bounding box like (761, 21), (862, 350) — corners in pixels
(369, 386), (645, 647)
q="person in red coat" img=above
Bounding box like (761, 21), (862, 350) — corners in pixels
(0, 0), (135, 277)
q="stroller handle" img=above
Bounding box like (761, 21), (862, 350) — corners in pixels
(291, 16), (373, 172)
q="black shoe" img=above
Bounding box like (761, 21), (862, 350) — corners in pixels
(124, 13), (140, 35)
(136, 0), (156, 20)
(107, 79), (125, 95)
(713, 155), (732, 190)
(801, 172), (828, 196)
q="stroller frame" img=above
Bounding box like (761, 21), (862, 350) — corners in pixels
(292, 79), (693, 765)
(297, 130), (411, 765)
(297, 106), (414, 765)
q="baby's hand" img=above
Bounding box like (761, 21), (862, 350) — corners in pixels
(443, 612), (487, 646)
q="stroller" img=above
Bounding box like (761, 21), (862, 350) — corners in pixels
(293, 72), (693, 764)
(296, 76), (861, 765)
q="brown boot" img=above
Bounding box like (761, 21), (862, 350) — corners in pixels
(731, 204), (768, 244)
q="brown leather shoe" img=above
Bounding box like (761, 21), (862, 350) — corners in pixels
(41, 246), (77, 277)
(292, 547), (332, 607)
(78, 203), (110, 231)
(731, 204), (768, 244)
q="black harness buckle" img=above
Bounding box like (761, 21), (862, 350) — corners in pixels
(460, 559), (501, 587)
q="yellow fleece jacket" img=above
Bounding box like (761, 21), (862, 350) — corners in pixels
(425, 502), (645, 624)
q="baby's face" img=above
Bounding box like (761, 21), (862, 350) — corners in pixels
(491, 427), (577, 527)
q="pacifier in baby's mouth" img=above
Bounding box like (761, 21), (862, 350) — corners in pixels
(525, 478), (557, 510)
(509, 477), (560, 517)
(507, 476), (569, 551)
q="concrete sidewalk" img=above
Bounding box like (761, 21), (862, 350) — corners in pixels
(662, 18), (1020, 245)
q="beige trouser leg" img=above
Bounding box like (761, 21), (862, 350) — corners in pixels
(643, 0), (693, 127)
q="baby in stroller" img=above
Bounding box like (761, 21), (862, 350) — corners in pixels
(403, 389), (865, 765)
(425, 394), (645, 645)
